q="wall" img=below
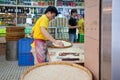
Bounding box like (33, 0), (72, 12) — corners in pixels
(112, 0), (120, 80)
(101, 0), (112, 80)
(84, 0), (100, 80)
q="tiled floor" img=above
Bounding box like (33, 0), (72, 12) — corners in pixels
(0, 55), (30, 80)
(0, 43), (84, 80)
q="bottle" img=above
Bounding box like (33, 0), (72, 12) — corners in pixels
(41, 0), (45, 6)
(8, 7), (11, 13)
(23, 7), (26, 13)
(52, 0), (54, 6)
(31, 8), (34, 14)
(15, 8), (17, 13)
(21, 7), (24, 13)
(0, 7), (1, 12)
(14, 7), (16, 13)
(18, 7), (22, 13)
(2, 7), (5, 13)
(5, 7), (8, 13)
(17, 7), (19, 13)
(25, 7), (29, 13)
(34, 8), (37, 14)
(11, 7), (14, 13)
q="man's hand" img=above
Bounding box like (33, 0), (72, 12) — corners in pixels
(76, 26), (80, 28)
(78, 26), (81, 29)
(54, 40), (64, 47)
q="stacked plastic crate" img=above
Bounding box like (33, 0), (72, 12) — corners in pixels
(0, 28), (6, 37)
(18, 38), (34, 66)
(24, 27), (32, 38)
(6, 27), (25, 61)
(79, 34), (84, 43)
(6, 27), (25, 41)
(0, 28), (6, 55)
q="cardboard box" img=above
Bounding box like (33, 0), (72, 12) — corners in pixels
(0, 43), (6, 55)
(0, 37), (6, 43)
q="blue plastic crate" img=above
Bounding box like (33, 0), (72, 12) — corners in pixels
(18, 53), (34, 66)
(18, 38), (33, 54)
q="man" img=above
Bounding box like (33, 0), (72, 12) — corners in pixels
(78, 14), (84, 42)
(68, 9), (79, 43)
(31, 6), (64, 64)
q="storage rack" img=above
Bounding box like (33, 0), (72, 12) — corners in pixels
(0, 0), (84, 40)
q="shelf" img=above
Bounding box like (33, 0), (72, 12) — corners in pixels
(17, 5), (48, 8)
(49, 27), (68, 28)
(0, 4), (48, 8)
(0, 4), (84, 9)
(0, 0), (83, 41)
(0, 26), (18, 28)
(56, 6), (84, 9)
(0, 4), (16, 7)
(0, 26), (6, 28)
(48, 27), (56, 28)
(56, 27), (68, 28)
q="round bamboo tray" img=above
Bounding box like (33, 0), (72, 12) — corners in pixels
(50, 44), (73, 48)
(20, 62), (92, 80)
(49, 40), (73, 48)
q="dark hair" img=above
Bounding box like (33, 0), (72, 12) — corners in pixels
(71, 9), (77, 15)
(44, 6), (58, 16)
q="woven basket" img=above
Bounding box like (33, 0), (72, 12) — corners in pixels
(6, 27), (25, 32)
(20, 62), (92, 80)
(7, 32), (25, 37)
(6, 36), (24, 41)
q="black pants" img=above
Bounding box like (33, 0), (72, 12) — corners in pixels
(77, 34), (80, 42)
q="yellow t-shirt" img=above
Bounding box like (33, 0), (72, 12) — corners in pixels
(32, 14), (49, 40)
(78, 18), (84, 34)
(31, 14), (49, 48)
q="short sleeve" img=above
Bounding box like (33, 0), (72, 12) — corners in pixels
(39, 19), (49, 29)
(69, 18), (72, 25)
(32, 26), (35, 31)
(77, 19), (80, 25)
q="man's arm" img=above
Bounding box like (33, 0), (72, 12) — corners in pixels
(68, 25), (79, 29)
(41, 27), (64, 46)
(41, 27), (56, 43)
